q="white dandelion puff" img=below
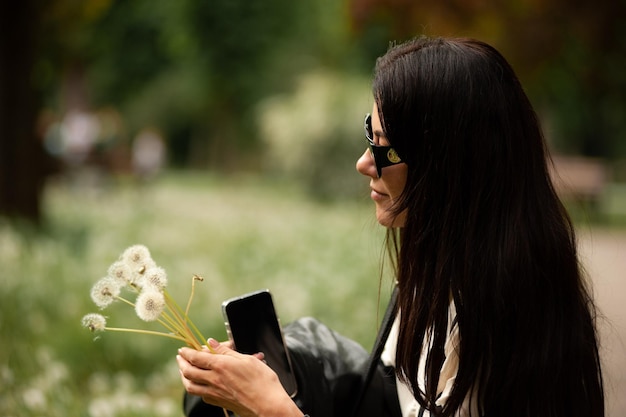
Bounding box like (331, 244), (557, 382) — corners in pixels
(90, 277), (122, 309)
(135, 290), (165, 322)
(83, 244), (209, 352)
(107, 261), (134, 287)
(82, 313), (107, 332)
(122, 244), (156, 275)
(140, 266), (168, 291)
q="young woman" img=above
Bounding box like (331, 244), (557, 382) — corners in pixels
(177, 36), (605, 417)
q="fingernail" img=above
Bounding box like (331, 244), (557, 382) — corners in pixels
(208, 338), (220, 348)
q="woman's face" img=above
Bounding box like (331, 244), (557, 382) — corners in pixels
(356, 103), (408, 227)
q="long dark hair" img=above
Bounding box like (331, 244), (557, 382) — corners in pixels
(373, 37), (604, 417)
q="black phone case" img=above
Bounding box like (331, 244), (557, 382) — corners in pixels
(221, 289), (298, 397)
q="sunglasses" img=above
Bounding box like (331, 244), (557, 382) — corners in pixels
(364, 113), (403, 178)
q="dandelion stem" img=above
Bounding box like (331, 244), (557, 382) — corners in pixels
(163, 291), (188, 327)
(177, 275), (209, 347)
(185, 275), (200, 323)
(115, 295), (137, 309)
(160, 305), (202, 350)
(103, 326), (189, 343)
(163, 291), (205, 349)
(183, 278), (208, 346)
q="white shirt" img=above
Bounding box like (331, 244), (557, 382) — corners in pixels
(381, 303), (474, 417)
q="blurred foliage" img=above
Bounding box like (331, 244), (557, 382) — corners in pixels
(29, 0), (626, 190)
(67, 0), (364, 169)
(0, 173), (393, 416)
(1, 173), (623, 416)
(349, 0), (626, 161)
(258, 69), (373, 200)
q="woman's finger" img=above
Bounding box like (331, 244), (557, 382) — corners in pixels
(179, 347), (214, 370)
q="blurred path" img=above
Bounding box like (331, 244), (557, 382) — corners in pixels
(578, 228), (626, 417)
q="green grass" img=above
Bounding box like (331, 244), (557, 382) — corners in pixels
(0, 171), (394, 417)
(7, 171), (624, 417)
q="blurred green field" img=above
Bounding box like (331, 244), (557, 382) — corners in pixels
(3, 171), (626, 417)
(0, 172), (394, 417)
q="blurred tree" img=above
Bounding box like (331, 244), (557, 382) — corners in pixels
(524, 3), (626, 159)
(348, 0), (626, 159)
(0, 0), (112, 223)
(83, 0), (321, 169)
(5, 0), (625, 220)
(0, 0), (46, 222)
(178, 0), (304, 168)
(2, 0), (371, 219)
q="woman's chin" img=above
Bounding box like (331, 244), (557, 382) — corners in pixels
(376, 207), (406, 228)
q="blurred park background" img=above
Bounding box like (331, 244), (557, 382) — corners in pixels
(1, 0), (625, 416)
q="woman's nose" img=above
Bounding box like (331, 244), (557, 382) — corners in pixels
(356, 149), (377, 178)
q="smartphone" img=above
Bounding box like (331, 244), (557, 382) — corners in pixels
(221, 289), (298, 397)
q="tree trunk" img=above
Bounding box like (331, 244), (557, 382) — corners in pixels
(0, 0), (54, 223)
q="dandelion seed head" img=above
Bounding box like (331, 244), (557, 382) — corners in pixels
(107, 261), (134, 287)
(122, 244), (156, 276)
(141, 266), (168, 290)
(135, 290), (165, 322)
(22, 387), (46, 411)
(82, 313), (107, 332)
(90, 277), (121, 309)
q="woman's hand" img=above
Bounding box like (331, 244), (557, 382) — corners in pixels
(177, 338), (303, 417)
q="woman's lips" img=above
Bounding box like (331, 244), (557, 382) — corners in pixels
(370, 188), (388, 201)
